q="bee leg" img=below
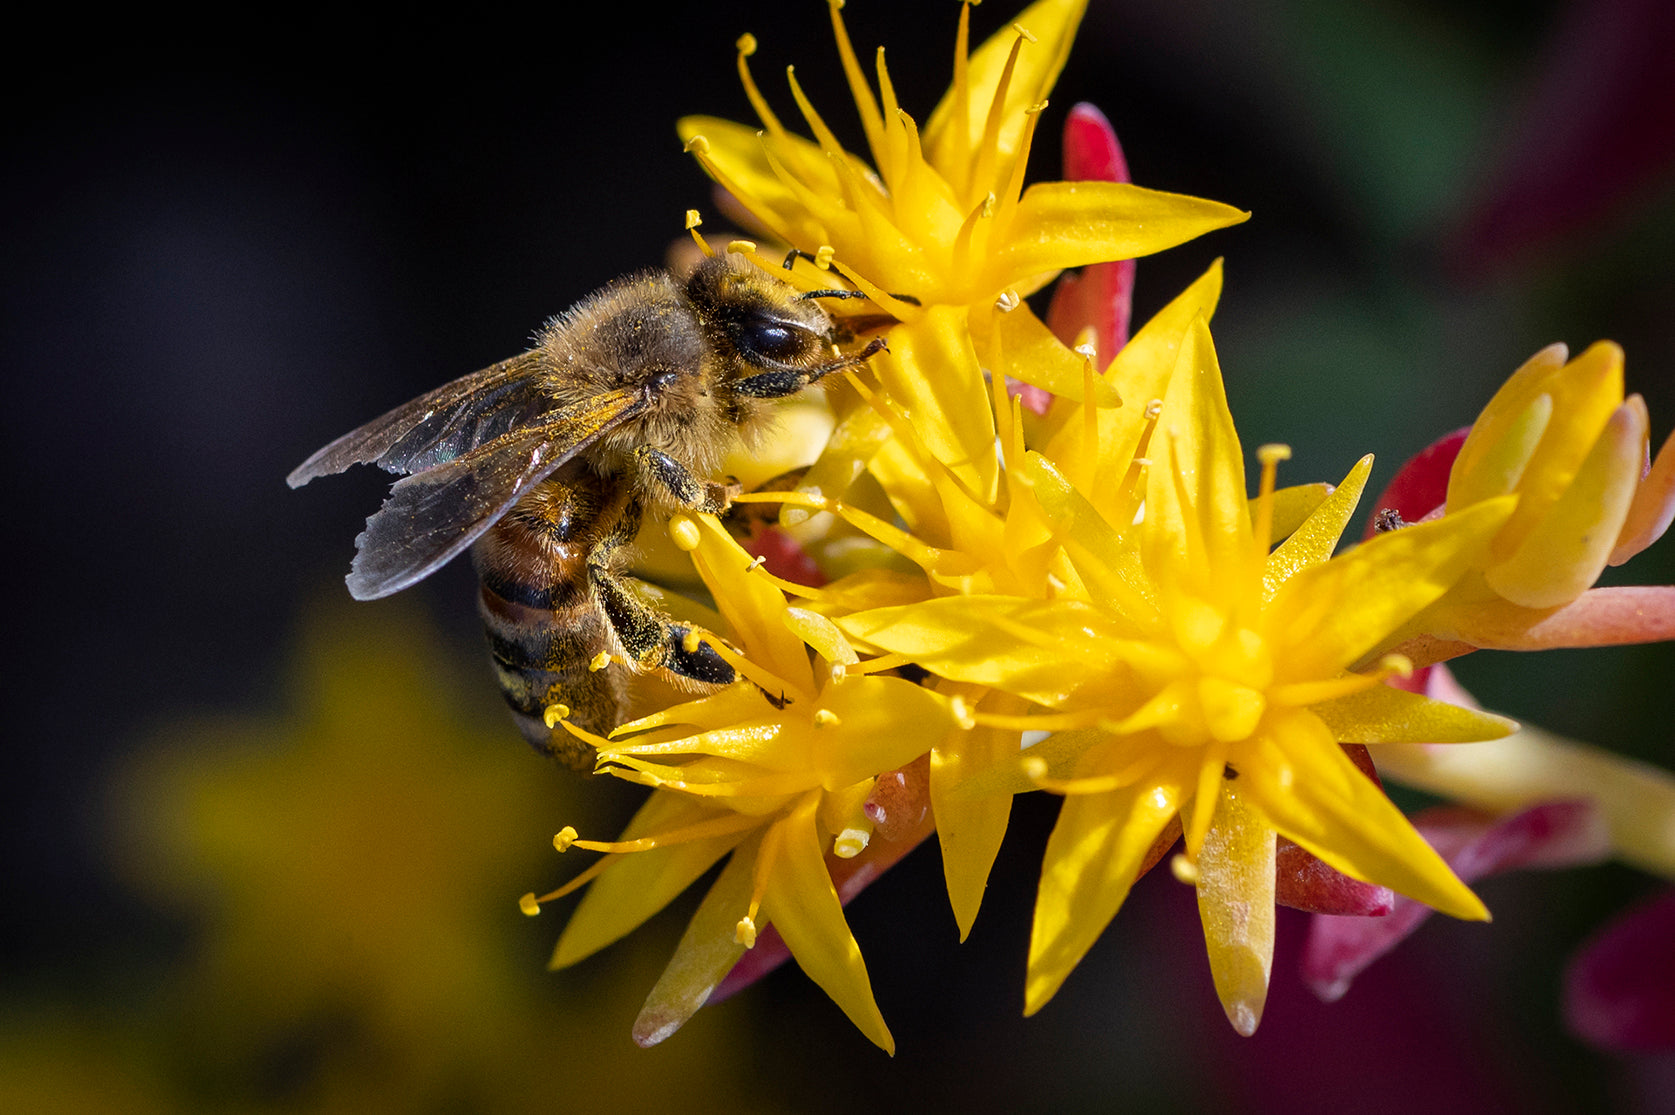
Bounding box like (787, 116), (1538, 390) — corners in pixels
(634, 445), (738, 513)
(733, 337), (890, 399)
(590, 565), (736, 687)
(721, 466), (809, 543)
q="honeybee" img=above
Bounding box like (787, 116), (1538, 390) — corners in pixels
(289, 254), (886, 769)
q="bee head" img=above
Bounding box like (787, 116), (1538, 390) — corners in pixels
(684, 255), (835, 376)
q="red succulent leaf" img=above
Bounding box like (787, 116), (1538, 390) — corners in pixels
(1564, 887), (1675, 1051)
(1275, 745), (1397, 916)
(742, 526), (827, 588)
(1363, 428), (1469, 540)
(1301, 799), (1611, 1001)
(1045, 103), (1136, 370)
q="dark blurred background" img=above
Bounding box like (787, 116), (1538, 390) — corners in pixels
(4, 0), (1673, 1111)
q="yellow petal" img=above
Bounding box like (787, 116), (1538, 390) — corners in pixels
(1044, 260), (1224, 522)
(931, 685), (1025, 940)
(1610, 412), (1675, 564)
(838, 595), (1135, 708)
(817, 677), (953, 789)
(1241, 714), (1488, 921)
(924, 0), (1089, 195)
(983, 301), (1122, 406)
(631, 831), (758, 1047)
(876, 309), (999, 503)
(1263, 455), (1372, 597)
(687, 514), (814, 696)
(989, 182), (1248, 294)
(1026, 775), (1186, 1014)
(1485, 400), (1647, 608)
(762, 796), (895, 1052)
(1023, 451), (1158, 626)
(1145, 315), (1251, 594)
(1449, 391), (1554, 509)
(1196, 776), (1276, 1037)
(796, 401), (892, 515)
(1308, 682), (1518, 743)
(552, 793), (748, 969)
(677, 116), (833, 249)
(1272, 495), (1515, 679)
(1490, 341), (1625, 558)
(1261, 483), (1333, 546)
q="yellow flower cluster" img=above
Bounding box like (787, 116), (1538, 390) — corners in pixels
(526, 0), (1675, 1052)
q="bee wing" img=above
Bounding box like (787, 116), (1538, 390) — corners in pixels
(344, 387), (645, 600)
(288, 351), (554, 488)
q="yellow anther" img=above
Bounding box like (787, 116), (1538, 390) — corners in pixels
(949, 695), (977, 729)
(735, 916), (758, 948)
(1145, 399), (1164, 419)
(833, 828), (870, 858)
(1013, 22), (1037, 42)
(746, 555), (768, 572)
(588, 652), (612, 672)
(813, 708), (841, 728)
(1021, 754), (1049, 782)
(683, 134), (710, 154)
(518, 892), (541, 917)
(681, 630), (702, 654)
(553, 826), (579, 853)
(1027, 99), (1048, 114)
(1257, 443), (1293, 466)
(1074, 342), (1097, 361)
(668, 515), (701, 551)
(1377, 653), (1415, 680)
(1170, 853), (1200, 885)
(981, 192), (996, 218)
(727, 239), (758, 255)
(542, 703), (571, 728)
(995, 289), (1021, 312)
(736, 32), (758, 55)
(814, 244), (836, 268)
(685, 211), (714, 259)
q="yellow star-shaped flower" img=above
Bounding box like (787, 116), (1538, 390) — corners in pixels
(839, 316), (1519, 1033)
(680, 0), (1246, 502)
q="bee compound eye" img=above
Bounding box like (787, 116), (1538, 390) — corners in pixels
(738, 316), (808, 363)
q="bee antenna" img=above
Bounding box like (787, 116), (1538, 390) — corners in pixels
(799, 288), (867, 302)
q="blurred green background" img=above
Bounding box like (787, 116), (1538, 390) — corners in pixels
(5, 0), (1673, 1111)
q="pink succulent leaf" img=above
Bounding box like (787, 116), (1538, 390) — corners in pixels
(1045, 102), (1136, 369)
(1363, 429), (1469, 540)
(1005, 379), (1057, 417)
(1449, 585), (1675, 651)
(712, 758), (934, 1003)
(1563, 887), (1675, 1051)
(1302, 799), (1611, 1002)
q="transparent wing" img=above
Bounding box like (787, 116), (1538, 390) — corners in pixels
(344, 387), (643, 599)
(288, 351), (554, 488)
